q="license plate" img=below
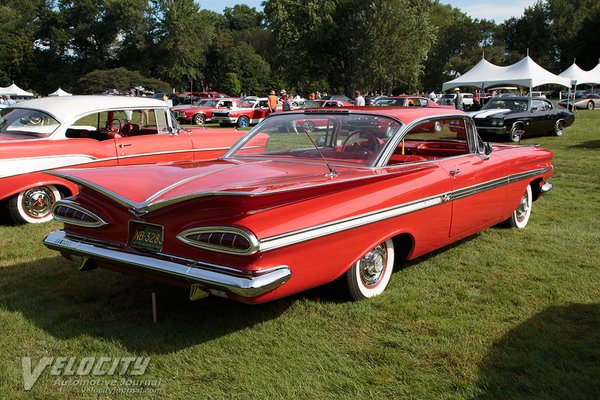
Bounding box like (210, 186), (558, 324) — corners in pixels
(130, 222), (164, 253)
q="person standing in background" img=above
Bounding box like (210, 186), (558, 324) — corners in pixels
(268, 90), (278, 113)
(354, 91), (365, 106)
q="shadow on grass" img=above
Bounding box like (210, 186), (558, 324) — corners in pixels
(474, 303), (600, 400)
(569, 140), (600, 149)
(0, 256), (295, 354)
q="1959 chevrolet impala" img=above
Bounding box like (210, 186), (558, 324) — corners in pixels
(44, 107), (554, 303)
(0, 96), (246, 224)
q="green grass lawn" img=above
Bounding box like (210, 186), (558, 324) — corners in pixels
(1, 112), (599, 399)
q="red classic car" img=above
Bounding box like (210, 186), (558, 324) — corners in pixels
(0, 96), (246, 224)
(211, 98), (274, 127)
(302, 99), (353, 108)
(44, 107), (554, 304)
(171, 98), (240, 125)
(374, 96), (454, 109)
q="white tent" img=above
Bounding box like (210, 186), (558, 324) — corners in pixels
(48, 87), (73, 97)
(559, 63), (600, 85)
(0, 83), (34, 97)
(443, 56), (571, 92)
(442, 58), (507, 91)
(588, 63), (600, 85)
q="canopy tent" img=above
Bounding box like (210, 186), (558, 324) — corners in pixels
(559, 62), (600, 85)
(0, 83), (34, 97)
(442, 56), (571, 92)
(588, 63), (600, 85)
(442, 58), (507, 91)
(48, 87), (73, 97)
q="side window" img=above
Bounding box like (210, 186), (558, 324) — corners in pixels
(155, 109), (170, 133)
(387, 118), (472, 166)
(259, 100), (269, 108)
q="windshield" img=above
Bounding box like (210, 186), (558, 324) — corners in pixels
(374, 98), (407, 106)
(483, 98), (528, 111)
(196, 99), (217, 107)
(225, 112), (402, 167)
(303, 100), (324, 108)
(0, 108), (60, 138)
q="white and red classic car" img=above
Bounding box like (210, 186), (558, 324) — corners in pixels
(44, 107), (554, 304)
(211, 97), (274, 127)
(171, 97), (240, 125)
(0, 96), (246, 224)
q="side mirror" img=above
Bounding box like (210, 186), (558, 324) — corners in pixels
(484, 142), (493, 156)
(315, 136), (326, 147)
(530, 106), (538, 112)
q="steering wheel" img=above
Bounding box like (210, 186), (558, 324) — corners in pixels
(341, 131), (382, 154)
(109, 118), (122, 134)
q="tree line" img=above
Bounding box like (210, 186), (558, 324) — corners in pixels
(0, 0), (598, 98)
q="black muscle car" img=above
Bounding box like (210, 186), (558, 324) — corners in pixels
(468, 96), (574, 142)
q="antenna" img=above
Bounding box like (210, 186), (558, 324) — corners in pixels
(298, 121), (338, 177)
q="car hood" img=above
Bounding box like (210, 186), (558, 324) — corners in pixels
(468, 108), (512, 119)
(50, 159), (432, 213)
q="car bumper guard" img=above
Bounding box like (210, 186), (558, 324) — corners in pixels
(43, 230), (291, 298)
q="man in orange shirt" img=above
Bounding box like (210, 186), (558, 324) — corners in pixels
(268, 90), (278, 113)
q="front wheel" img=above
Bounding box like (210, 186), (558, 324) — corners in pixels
(587, 101), (594, 111)
(8, 185), (62, 224)
(237, 116), (250, 128)
(507, 185), (532, 229)
(510, 124), (524, 142)
(554, 120), (564, 137)
(192, 113), (205, 125)
(346, 239), (395, 300)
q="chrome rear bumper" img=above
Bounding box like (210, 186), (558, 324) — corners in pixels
(43, 230), (291, 298)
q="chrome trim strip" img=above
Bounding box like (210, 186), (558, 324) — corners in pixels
(259, 195), (445, 252)
(115, 147), (231, 160)
(52, 199), (108, 228)
(257, 167), (552, 252)
(43, 230), (291, 298)
(177, 226), (260, 255)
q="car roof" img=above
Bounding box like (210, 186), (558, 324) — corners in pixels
(10, 95), (168, 122)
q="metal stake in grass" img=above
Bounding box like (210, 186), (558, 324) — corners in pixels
(152, 292), (157, 323)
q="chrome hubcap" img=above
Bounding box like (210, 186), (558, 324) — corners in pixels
(23, 187), (56, 219)
(515, 192), (530, 222)
(359, 244), (387, 287)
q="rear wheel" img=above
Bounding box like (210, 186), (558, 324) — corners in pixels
(587, 101), (594, 111)
(8, 185), (61, 224)
(507, 185), (532, 229)
(192, 113), (205, 125)
(346, 239), (395, 300)
(554, 120), (564, 137)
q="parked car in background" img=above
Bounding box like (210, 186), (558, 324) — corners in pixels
(469, 96), (574, 142)
(438, 93), (474, 109)
(557, 93), (600, 110)
(302, 99), (353, 108)
(527, 91), (546, 99)
(171, 98), (240, 125)
(44, 107), (554, 304)
(322, 94), (354, 104)
(211, 98), (273, 127)
(373, 96), (454, 108)
(0, 96), (247, 224)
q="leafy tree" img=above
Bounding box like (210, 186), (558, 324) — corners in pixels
(77, 67), (170, 94)
(150, 0), (216, 89)
(223, 4), (263, 31)
(0, 0), (44, 87)
(221, 72), (242, 96)
(422, 2), (502, 92)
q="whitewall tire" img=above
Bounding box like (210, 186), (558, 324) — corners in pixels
(346, 239), (395, 300)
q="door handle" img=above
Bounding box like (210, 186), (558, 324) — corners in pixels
(118, 143), (132, 148)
